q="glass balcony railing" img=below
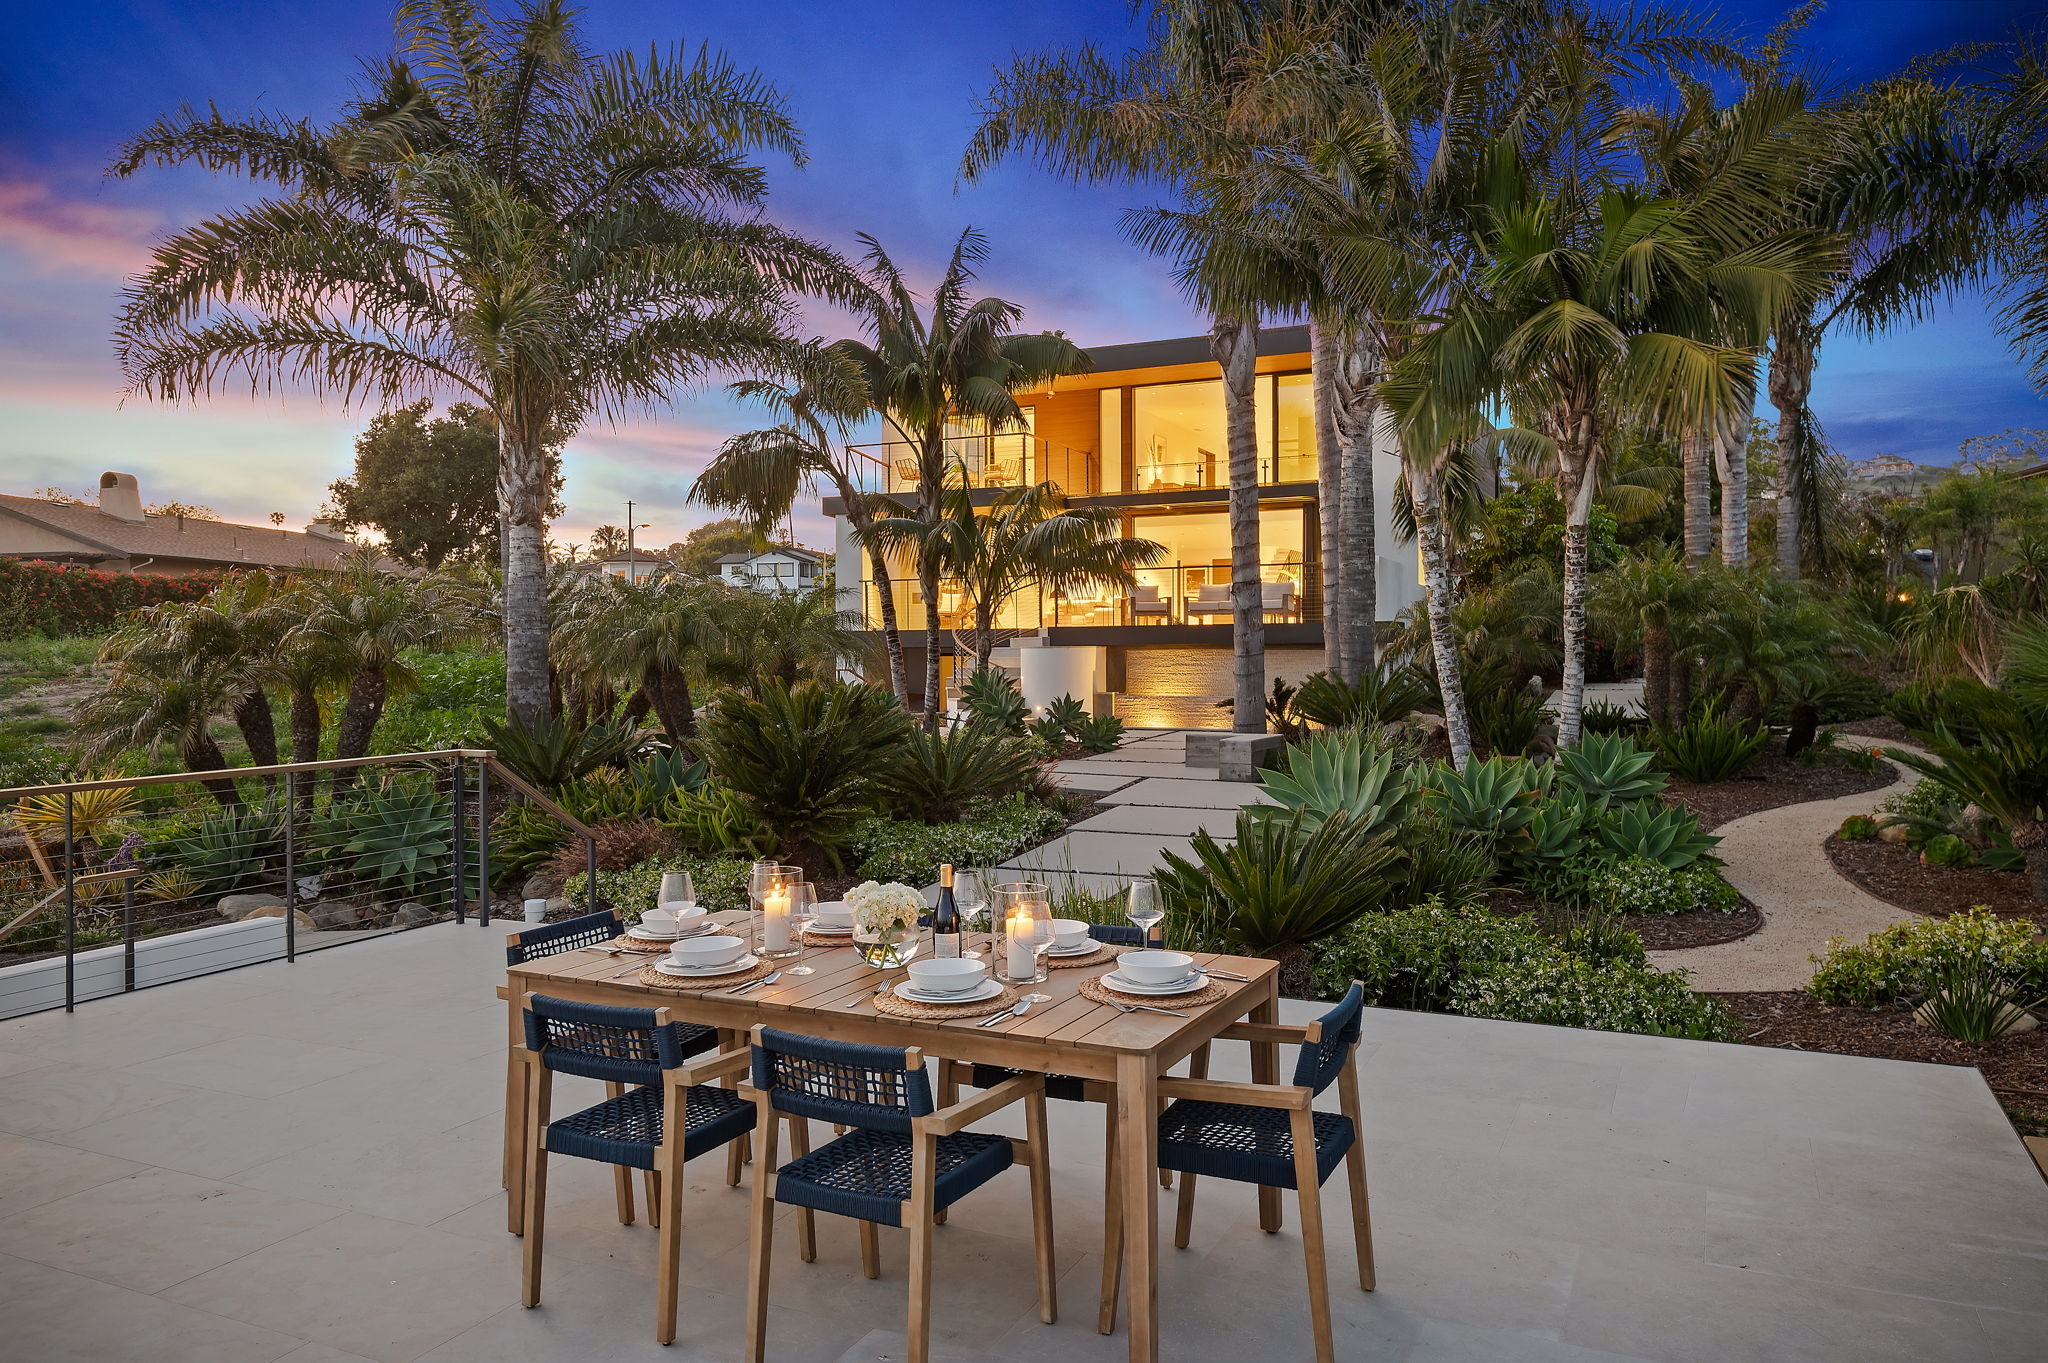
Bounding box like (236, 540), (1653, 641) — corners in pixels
(848, 434), (1099, 498)
(850, 561), (1322, 633)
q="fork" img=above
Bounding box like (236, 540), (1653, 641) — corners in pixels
(843, 983), (890, 1009)
(1107, 999), (1190, 1019)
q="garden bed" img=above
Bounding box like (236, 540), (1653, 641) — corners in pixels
(1658, 750), (1893, 831)
(1823, 834), (2040, 925)
(1717, 989), (2048, 1138)
(1483, 886), (1763, 951)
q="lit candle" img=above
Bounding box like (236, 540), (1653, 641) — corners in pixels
(1007, 909), (1035, 980)
(762, 884), (791, 953)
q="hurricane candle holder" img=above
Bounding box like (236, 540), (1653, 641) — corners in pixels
(756, 865), (802, 959)
(992, 881), (1051, 986)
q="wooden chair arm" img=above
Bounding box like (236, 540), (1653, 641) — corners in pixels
(1157, 1076), (1311, 1110)
(1216, 1020), (1313, 1046)
(918, 1073), (1042, 1136)
(673, 1048), (750, 1087)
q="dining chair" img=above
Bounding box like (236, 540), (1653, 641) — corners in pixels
(503, 911), (724, 1227)
(517, 993), (761, 1344)
(741, 1025), (1057, 1363)
(1100, 983), (1374, 1363)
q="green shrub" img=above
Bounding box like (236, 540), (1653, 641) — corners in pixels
(1309, 899), (1736, 1041)
(1580, 701), (1643, 735)
(1921, 834), (1977, 868)
(0, 558), (223, 637)
(845, 795), (1064, 884)
(959, 669), (1029, 734)
(1291, 666), (1436, 729)
(565, 854), (753, 918)
(1554, 855), (1739, 915)
(1807, 905), (2048, 1006)
(491, 803), (573, 887)
(1649, 702), (1769, 782)
(1468, 683), (1545, 756)
(1072, 712), (1125, 754)
(1877, 778), (1961, 824)
(884, 726), (1040, 823)
(664, 784), (776, 858)
(482, 711), (639, 789)
(1026, 712), (1070, 747)
(1156, 810), (1400, 959)
(1387, 825), (1496, 911)
(1837, 814), (1878, 842)
(1918, 957), (2042, 1042)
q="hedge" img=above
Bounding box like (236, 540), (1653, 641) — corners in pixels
(0, 558), (226, 637)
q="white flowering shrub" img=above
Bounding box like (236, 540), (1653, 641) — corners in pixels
(1807, 905), (2048, 1007)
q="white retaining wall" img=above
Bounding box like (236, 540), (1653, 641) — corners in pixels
(0, 916), (289, 1020)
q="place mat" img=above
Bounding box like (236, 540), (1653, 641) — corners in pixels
(616, 932), (679, 952)
(634, 956), (778, 992)
(801, 928), (857, 947)
(1078, 972), (1232, 1010)
(1046, 941), (1126, 970)
(872, 981), (1022, 1021)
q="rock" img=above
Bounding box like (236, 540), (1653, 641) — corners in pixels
(545, 898), (577, 920)
(218, 892), (285, 920)
(391, 901), (437, 928)
(308, 898), (367, 931)
(1878, 822), (1912, 844)
(521, 873), (555, 900)
(239, 905), (317, 931)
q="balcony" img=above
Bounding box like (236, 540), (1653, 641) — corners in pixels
(847, 433), (1100, 498)
(853, 561), (1323, 635)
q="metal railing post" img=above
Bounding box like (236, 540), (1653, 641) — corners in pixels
(283, 770), (297, 964)
(62, 789), (74, 1013)
(585, 835), (598, 917)
(450, 757), (467, 924)
(476, 760), (491, 925)
(122, 876), (136, 992)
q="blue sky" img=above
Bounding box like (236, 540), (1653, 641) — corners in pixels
(1, 0), (2044, 548)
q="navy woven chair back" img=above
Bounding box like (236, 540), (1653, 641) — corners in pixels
(1088, 923), (1145, 947)
(523, 994), (693, 1086)
(507, 909), (621, 965)
(1292, 983), (1366, 1095)
(750, 1027), (933, 1134)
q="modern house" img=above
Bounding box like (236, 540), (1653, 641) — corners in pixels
(0, 472), (361, 574)
(715, 545), (826, 593)
(826, 325), (1423, 727)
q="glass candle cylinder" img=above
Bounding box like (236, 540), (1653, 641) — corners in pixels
(757, 866), (800, 958)
(993, 881), (1050, 984)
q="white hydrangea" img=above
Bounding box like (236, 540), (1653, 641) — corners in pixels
(845, 880), (925, 934)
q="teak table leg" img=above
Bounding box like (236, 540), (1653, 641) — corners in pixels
(1116, 1052), (1160, 1363)
(505, 991), (528, 1235)
(1248, 992), (1284, 1234)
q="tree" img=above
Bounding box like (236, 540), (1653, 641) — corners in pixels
(667, 518), (766, 576)
(98, 571), (293, 768)
(555, 571), (717, 742)
(73, 652), (242, 806)
(702, 583), (867, 690)
(326, 401), (561, 568)
(831, 229), (1088, 728)
(585, 526), (631, 561)
(112, 0), (844, 724)
(299, 551), (468, 766)
(1592, 548), (1718, 729)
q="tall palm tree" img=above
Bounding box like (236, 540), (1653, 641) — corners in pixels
(693, 345), (912, 699)
(831, 230), (1089, 728)
(872, 480), (1165, 674)
(111, 0), (844, 723)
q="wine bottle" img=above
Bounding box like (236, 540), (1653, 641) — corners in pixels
(932, 863), (961, 958)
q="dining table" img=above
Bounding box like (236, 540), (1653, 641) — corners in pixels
(499, 909), (1283, 1363)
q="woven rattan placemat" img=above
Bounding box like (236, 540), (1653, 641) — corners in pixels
(635, 955), (777, 992)
(801, 928), (858, 948)
(872, 981), (1022, 1021)
(1045, 941), (1126, 970)
(1077, 972), (1231, 1010)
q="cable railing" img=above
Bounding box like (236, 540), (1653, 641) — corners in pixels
(852, 560), (1323, 633)
(846, 434), (1100, 498)
(0, 749), (599, 1018)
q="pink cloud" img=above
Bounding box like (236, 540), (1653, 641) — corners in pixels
(0, 179), (160, 278)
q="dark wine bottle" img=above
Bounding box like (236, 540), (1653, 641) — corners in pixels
(932, 863), (961, 958)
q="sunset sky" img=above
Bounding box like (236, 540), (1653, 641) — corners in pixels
(2, 0), (2044, 550)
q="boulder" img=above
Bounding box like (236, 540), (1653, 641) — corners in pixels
(218, 892), (285, 920)
(308, 899), (367, 931)
(239, 905), (317, 931)
(521, 873), (556, 900)
(391, 902), (438, 928)
(545, 898), (577, 920)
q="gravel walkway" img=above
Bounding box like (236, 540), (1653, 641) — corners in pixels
(1648, 735), (1928, 992)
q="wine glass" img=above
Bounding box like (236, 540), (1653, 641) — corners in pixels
(658, 870), (695, 914)
(1127, 878), (1164, 949)
(956, 868), (986, 959)
(787, 881), (818, 975)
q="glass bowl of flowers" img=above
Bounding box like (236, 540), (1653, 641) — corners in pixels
(846, 880), (926, 969)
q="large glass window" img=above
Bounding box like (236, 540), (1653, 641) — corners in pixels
(1272, 372), (1315, 483)
(1127, 374), (1315, 489)
(1097, 388), (1124, 493)
(1123, 508), (1315, 623)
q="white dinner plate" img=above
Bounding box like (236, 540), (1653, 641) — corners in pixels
(893, 978), (1003, 1005)
(805, 921), (855, 935)
(654, 953), (760, 979)
(1101, 970), (1207, 997)
(1047, 940), (1101, 957)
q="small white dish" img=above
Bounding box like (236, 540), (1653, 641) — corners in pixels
(894, 977), (1003, 1005)
(654, 953), (760, 979)
(1118, 949), (1195, 986)
(907, 957), (988, 996)
(1102, 969), (1206, 997)
(804, 920), (855, 934)
(669, 933), (748, 969)
(1046, 917), (1092, 951)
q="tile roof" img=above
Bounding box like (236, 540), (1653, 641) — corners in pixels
(0, 495), (360, 571)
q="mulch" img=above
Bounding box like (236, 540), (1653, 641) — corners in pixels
(1840, 715), (1913, 743)
(1715, 990), (2048, 1138)
(1658, 750), (1895, 832)
(1482, 886), (1764, 951)
(1823, 835), (2041, 927)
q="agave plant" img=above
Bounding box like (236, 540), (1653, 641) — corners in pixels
(169, 799), (288, 894)
(1040, 693), (1089, 736)
(1072, 713), (1126, 754)
(1291, 666), (1437, 729)
(1648, 700), (1768, 783)
(327, 782), (453, 898)
(1422, 757), (1542, 844)
(884, 726), (1041, 824)
(958, 669), (1029, 735)
(1594, 802), (1721, 870)
(1249, 732), (1421, 837)
(1510, 797), (1596, 874)
(1556, 732), (1667, 807)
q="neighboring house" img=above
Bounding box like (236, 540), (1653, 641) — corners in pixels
(716, 546), (825, 594)
(824, 324), (1425, 727)
(591, 548), (669, 583)
(0, 472), (361, 574)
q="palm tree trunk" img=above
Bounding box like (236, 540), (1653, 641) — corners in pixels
(920, 555), (944, 732)
(1715, 408), (1750, 567)
(1213, 317), (1264, 734)
(974, 602), (996, 676)
(2014, 819), (2048, 908)
(1412, 462), (1472, 771)
(1682, 427), (1712, 565)
(181, 733), (239, 807)
(1333, 325), (1378, 683)
(1557, 456), (1596, 750)
(1311, 315), (1345, 678)
(865, 537), (909, 701)
(1768, 324), (1814, 579)
(231, 688), (278, 767)
(1643, 624), (1674, 730)
(332, 669), (387, 763)
(644, 666), (694, 744)
(288, 682), (321, 764)
(500, 427), (553, 723)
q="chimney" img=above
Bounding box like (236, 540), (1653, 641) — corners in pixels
(98, 472), (145, 522)
(304, 520), (346, 540)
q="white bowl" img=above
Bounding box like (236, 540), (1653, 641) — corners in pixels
(669, 934), (748, 969)
(641, 908), (679, 935)
(1046, 918), (1092, 950)
(1117, 949), (1195, 986)
(906, 957), (988, 996)
(810, 902), (854, 926)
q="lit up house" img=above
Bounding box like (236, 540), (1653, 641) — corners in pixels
(825, 325), (1423, 728)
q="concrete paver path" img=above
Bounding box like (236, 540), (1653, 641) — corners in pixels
(1649, 736), (1925, 993)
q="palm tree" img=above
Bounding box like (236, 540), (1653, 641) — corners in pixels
(693, 345), (912, 698)
(555, 571), (718, 743)
(702, 584), (867, 689)
(872, 480), (1165, 674)
(74, 653), (241, 805)
(1592, 548), (1718, 729)
(111, 0), (844, 723)
(300, 553), (467, 763)
(831, 230), (1088, 728)
(585, 527), (630, 562)
(99, 572), (293, 767)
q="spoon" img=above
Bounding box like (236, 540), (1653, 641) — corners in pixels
(978, 999), (1031, 1028)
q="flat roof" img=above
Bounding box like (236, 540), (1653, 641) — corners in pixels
(1082, 323), (1310, 373)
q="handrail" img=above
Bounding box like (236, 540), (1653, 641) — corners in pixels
(0, 869), (142, 948)
(0, 749), (496, 803)
(476, 758), (599, 842)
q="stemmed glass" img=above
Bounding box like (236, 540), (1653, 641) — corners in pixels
(956, 868), (986, 960)
(1127, 878), (1164, 949)
(786, 881), (818, 975)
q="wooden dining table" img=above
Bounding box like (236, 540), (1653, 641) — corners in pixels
(500, 910), (1282, 1363)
